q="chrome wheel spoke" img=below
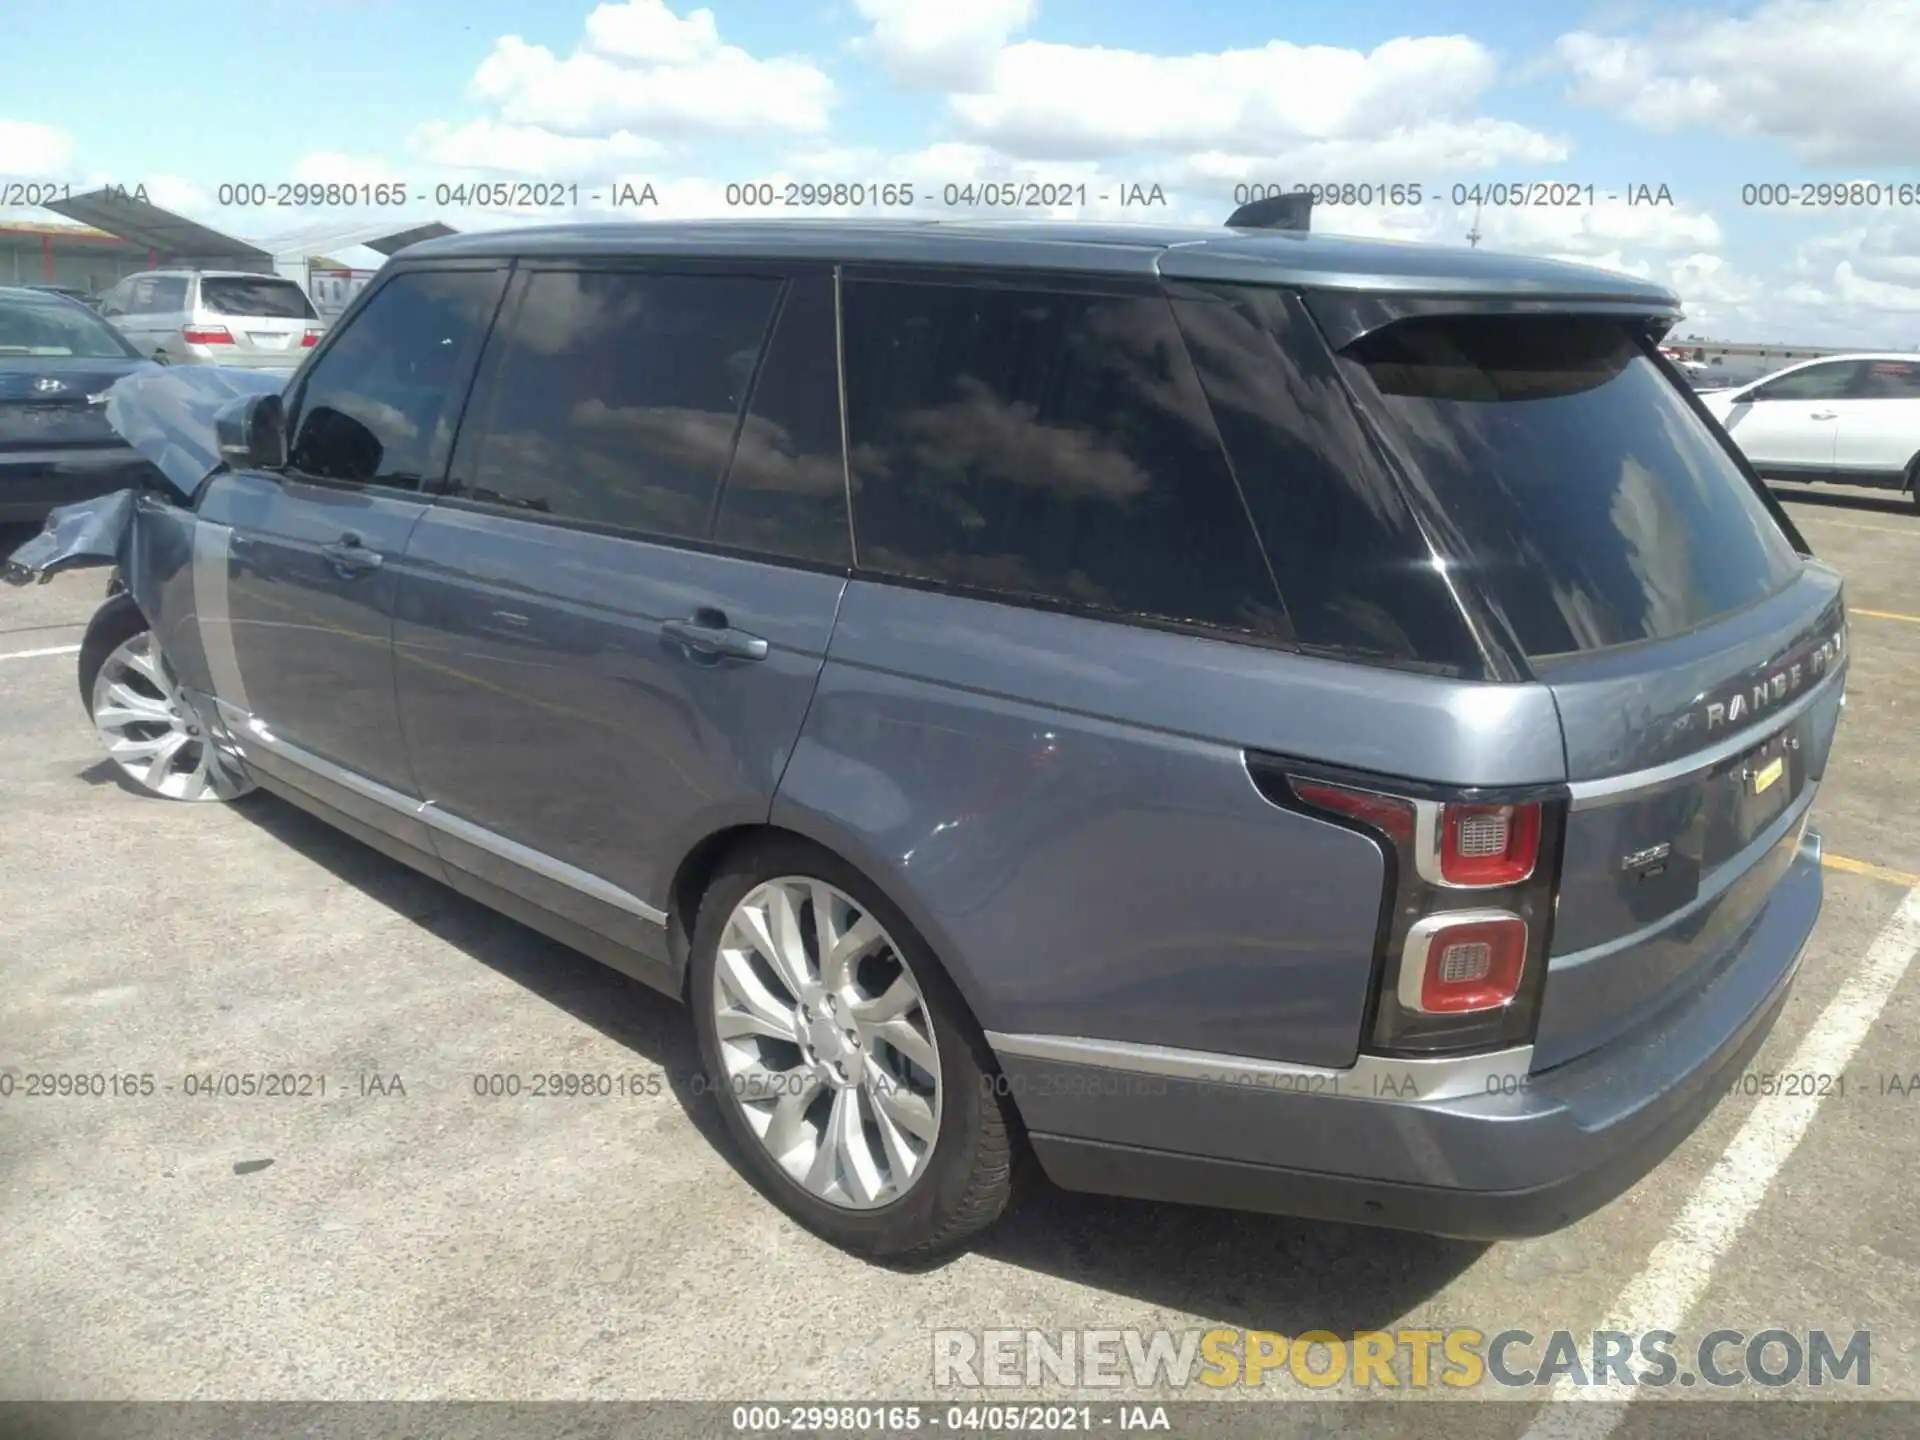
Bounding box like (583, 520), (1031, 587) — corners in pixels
(143, 730), (190, 788)
(762, 1071), (824, 1158)
(712, 875), (943, 1211)
(822, 914), (885, 994)
(849, 974), (917, 1024)
(872, 1017), (938, 1075)
(715, 945), (801, 1041)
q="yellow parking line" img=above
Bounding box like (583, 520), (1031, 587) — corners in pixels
(1849, 607), (1920, 625)
(1822, 853), (1920, 887)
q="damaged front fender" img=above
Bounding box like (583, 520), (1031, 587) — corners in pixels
(3, 488), (141, 587)
(3, 365), (289, 588)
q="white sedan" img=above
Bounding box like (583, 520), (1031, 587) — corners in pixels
(1698, 352), (1920, 508)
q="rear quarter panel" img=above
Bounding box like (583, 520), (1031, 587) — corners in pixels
(773, 582), (1568, 1068)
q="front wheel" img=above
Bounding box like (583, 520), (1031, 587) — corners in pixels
(689, 836), (1022, 1259)
(1906, 457), (1920, 514)
(79, 595), (252, 802)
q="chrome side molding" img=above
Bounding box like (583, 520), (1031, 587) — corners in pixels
(224, 705), (668, 927)
(984, 1031), (1533, 1105)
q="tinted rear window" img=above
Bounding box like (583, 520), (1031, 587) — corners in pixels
(1348, 316), (1802, 658)
(199, 277), (317, 319)
(841, 278), (1285, 637)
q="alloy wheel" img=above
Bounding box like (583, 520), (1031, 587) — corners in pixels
(710, 876), (943, 1210)
(90, 632), (249, 801)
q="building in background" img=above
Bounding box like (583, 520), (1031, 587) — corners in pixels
(6, 189), (454, 313)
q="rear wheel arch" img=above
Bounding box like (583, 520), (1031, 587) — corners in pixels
(666, 819), (995, 1036)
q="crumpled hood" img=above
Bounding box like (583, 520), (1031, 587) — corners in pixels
(98, 364), (290, 498)
(3, 365), (290, 587)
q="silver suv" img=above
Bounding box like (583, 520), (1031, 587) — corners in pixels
(9, 215), (1843, 1262)
(98, 269), (323, 371)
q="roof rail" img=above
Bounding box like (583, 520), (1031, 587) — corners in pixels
(1224, 192), (1313, 233)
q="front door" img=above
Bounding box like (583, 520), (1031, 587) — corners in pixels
(391, 266), (852, 973)
(198, 265), (507, 844)
(1718, 359), (1863, 473)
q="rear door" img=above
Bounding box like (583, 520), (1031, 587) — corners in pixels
(1340, 312), (1842, 1071)
(199, 266), (506, 845)
(1829, 358), (1920, 483)
(196, 274), (318, 369)
(1714, 359), (1863, 473)
(391, 263), (850, 965)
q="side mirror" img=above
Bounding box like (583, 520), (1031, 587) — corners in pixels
(215, 392), (287, 470)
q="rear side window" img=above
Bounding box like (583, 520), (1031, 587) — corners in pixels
(151, 277), (188, 311)
(712, 275), (852, 567)
(840, 278), (1284, 636)
(288, 268), (505, 489)
(1172, 287), (1485, 673)
(1856, 359), (1920, 399)
(1348, 315), (1803, 658)
(1751, 360), (1861, 402)
(461, 270), (781, 539)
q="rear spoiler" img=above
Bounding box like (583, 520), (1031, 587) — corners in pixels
(1224, 192), (1313, 232)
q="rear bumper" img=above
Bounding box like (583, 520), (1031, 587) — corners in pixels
(0, 449), (158, 523)
(998, 830), (1822, 1240)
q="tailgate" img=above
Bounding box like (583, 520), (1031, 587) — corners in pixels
(1534, 566), (1845, 1069)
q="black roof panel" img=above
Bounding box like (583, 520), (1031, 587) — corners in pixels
(400, 218), (1680, 307)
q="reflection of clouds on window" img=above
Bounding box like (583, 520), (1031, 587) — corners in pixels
(729, 413), (844, 498)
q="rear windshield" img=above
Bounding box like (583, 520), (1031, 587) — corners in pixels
(1348, 316), (1803, 658)
(0, 292), (138, 359)
(199, 277), (317, 319)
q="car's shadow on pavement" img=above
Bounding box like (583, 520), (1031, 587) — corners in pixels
(231, 787), (1485, 1335)
(1769, 485), (1915, 519)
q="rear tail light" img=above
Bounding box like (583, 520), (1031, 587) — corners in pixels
(1400, 912), (1528, 1014)
(181, 325), (232, 345)
(1275, 770), (1566, 1055)
(302, 328), (321, 347)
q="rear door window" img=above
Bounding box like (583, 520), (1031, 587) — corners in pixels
(711, 274), (852, 567)
(199, 276), (317, 319)
(1346, 314), (1803, 658)
(458, 269), (781, 540)
(839, 276), (1285, 637)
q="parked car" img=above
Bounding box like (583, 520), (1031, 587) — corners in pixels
(6, 220), (1842, 1260)
(27, 284), (102, 311)
(0, 285), (163, 523)
(1698, 352), (1920, 506)
(97, 270), (324, 372)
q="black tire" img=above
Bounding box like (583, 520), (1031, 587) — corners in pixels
(76, 592), (147, 713)
(1906, 457), (1920, 514)
(688, 834), (1023, 1260)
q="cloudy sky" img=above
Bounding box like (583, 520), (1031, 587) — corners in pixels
(4, 0), (1919, 345)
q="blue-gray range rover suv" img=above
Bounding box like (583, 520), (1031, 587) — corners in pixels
(6, 215), (1843, 1260)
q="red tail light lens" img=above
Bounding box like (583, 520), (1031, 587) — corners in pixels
(182, 325), (232, 345)
(302, 328), (321, 347)
(1438, 802), (1541, 887)
(1400, 913), (1528, 1014)
(1290, 779), (1415, 844)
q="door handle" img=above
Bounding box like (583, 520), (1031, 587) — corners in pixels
(1809, 410), (1839, 420)
(321, 533), (383, 578)
(661, 612), (769, 662)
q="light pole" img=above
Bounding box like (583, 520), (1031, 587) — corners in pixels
(1466, 199), (1483, 249)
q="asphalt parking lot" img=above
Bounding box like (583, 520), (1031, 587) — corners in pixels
(2, 483), (1919, 1430)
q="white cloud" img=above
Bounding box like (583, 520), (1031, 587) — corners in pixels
(853, 0), (1035, 90)
(468, 1), (834, 138)
(1556, 0), (1920, 164)
(141, 175), (214, 212)
(0, 119), (75, 177)
(289, 152), (406, 185)
(947, 35), (1562, 166)
(407, 119), (662, 177)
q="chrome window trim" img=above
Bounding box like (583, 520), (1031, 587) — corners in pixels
(225, 706), (668, 927)
(1566, 664), (1844, 811)
(1397, 908), (1527, 1014)
(984, 1031), (1533, 1104)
